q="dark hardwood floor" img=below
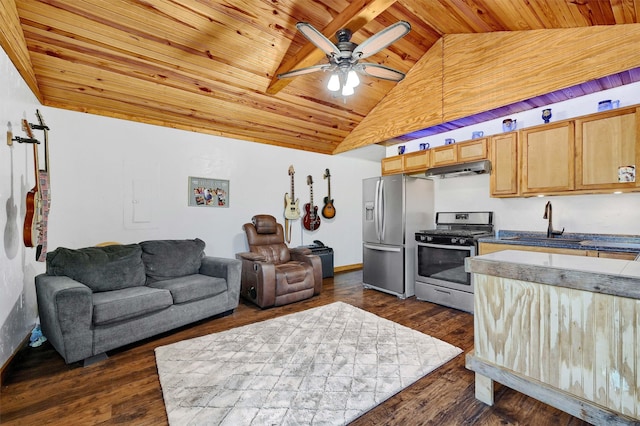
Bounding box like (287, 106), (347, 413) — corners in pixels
(0, 271), (590, 425)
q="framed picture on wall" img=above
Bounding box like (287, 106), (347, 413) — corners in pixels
(188, 176), (229, 207)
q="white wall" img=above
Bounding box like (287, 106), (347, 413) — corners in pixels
(0, 47), (383, 368)
(433, 174), (640, 235)
(0, 50), (42, 369)
(41, 108), (382, 259)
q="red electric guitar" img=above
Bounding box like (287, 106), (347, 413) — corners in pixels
(303, 175), (321, 231)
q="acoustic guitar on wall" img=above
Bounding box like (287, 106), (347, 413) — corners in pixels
(321, 168), (335, 219)
(303, 175), (321, 231)
(22, 118), (43, 249)
(284, 165), (300, 220)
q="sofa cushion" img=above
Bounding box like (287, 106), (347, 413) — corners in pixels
(92, 286), (173, 325)
(148, 274), (227, 304)
(140, 239), (205, 283)
(46, 244), (146, 292)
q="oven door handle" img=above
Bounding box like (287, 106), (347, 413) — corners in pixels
(417, 242), (474, 251)
(364, 244), (401, 253)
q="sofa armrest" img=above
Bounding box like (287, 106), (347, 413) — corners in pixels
(235, 254), (277, 307)
(199, 256), (242, 305)
(235, 251), (266, 262)
(35, 274), (94, 364)
(289, 247), (311, 256)
(290, 251), (323, 295)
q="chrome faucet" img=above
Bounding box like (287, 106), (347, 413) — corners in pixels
(543, 201), (564, 238)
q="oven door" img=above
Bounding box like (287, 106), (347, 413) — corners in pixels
(415, 242), (475, 293)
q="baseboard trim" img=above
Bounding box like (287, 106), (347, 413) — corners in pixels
(334, 263), (362, 273)
(0, 332), (30, 387)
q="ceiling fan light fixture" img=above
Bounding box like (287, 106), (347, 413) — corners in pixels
(346, 70), (360, 88)
(341, 84), (355, 96)
(327, 73), (340, 91)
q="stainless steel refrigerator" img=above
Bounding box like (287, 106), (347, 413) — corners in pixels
(362, 175), (434, 298)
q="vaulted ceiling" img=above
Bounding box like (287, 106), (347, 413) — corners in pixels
(2, 0), (640, 155)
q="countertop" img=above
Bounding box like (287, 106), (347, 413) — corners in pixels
(466, 250), (640, 300)
(478, 230), (640, 254)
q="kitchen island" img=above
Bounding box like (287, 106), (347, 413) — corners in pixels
(465, 250), (640, 425)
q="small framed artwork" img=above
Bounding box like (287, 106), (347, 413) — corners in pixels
(188, 176), (229, 207)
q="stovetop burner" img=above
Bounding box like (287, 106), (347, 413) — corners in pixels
(415, 211), (494, 246)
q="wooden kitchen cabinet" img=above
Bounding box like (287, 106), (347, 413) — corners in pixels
(431, 138), (487, 167)
(520, 121), (575, 195)
(478, 242), (587, 256)
(402, 150), (430, 173)
(381, 150), (430, 175)
(575, 106), (640, 191)
(489, 132), (518, 197)
(459, 138), (488, 162)
(381, 155), (403, 175)
(431, 144), (457, 166)
(588, 250), (639, 260)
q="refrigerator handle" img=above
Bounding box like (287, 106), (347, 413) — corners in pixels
(379, 179), (385, 240)
(374, 179), (381, 241)
(364, 243), (402, 252)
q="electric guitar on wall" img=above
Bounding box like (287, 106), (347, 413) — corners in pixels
(303, 175), (321, 231)
(321, 168), (335, 219)
(284, 165), (300, 220)
(22, 118), (43, 249)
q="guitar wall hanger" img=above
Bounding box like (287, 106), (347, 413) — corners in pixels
(13, 135), (40, 144)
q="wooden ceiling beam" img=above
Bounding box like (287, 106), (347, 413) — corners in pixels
(265, 0), (398, 95)
(0, 0), (42, 101)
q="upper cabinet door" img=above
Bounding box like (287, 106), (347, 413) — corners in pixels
(458, 138), (487, 162)
(490, 132), (518, 197)
(431, 144), (458, 166)
(381, 155), (404, 175)
(520, 121), (575, 195)
(402, 150), (430, 174)
(575, 107), (640, 190)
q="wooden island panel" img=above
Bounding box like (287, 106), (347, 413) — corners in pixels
(467, 251), (640, 424)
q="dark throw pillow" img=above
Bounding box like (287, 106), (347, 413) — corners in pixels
(139, 238), (205, 282)
(46, 244), (146, 292)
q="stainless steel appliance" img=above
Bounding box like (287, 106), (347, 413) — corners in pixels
(362, 175), (434, 298)
(415, 211), (493, 313)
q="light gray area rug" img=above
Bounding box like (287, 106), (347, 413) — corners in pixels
(155, 301), (462, 425)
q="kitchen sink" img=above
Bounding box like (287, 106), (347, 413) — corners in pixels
(500, 236), (584, 245)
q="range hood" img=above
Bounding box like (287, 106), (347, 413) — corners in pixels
(424, 160), (491, 178)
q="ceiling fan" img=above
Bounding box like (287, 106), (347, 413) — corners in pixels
(277, 21), (411, 97)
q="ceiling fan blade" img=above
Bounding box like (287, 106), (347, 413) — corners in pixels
(358, 63), (406, 82)
(353, 21), (411, 60)
(296, 22), (340, 57)
(277, 64), (329, 79)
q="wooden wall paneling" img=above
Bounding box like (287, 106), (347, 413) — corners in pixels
(333, 38), (443, 153)
(336, 25), (640, 152)
(442, 25), (640, 123)
(0, 0), (42, 100)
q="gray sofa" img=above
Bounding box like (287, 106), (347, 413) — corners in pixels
(35, 239), (241, 365)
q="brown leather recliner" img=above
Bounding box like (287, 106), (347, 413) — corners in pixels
(236, 215), (322, 308)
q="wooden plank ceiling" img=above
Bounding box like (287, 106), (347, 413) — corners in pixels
(3, 0), (640, 154)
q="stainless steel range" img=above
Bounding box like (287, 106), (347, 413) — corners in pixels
(414, 211), (494, 313)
